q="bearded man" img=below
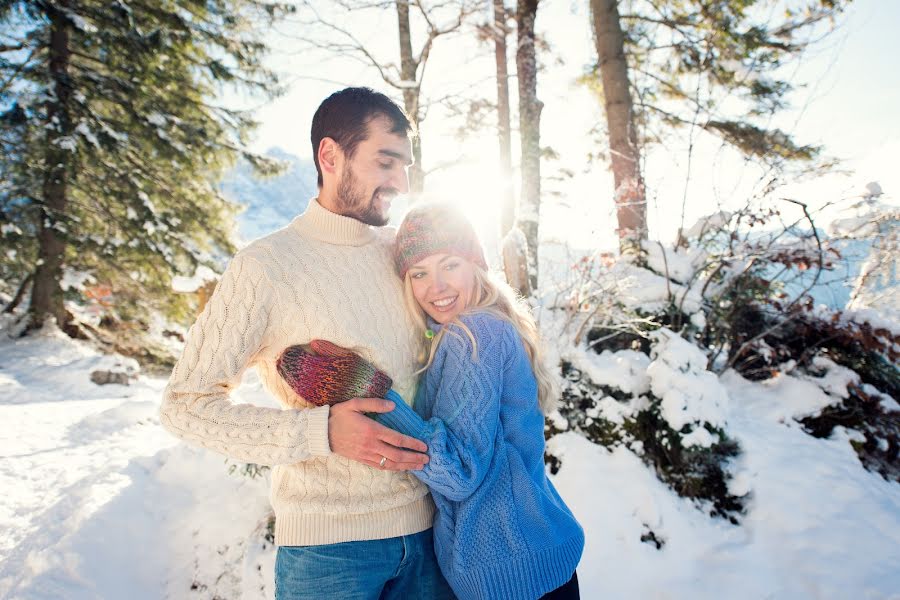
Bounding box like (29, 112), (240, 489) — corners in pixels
(161, 87), (453, 599)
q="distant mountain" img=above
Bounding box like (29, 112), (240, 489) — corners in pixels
(220, 147), (318, 244)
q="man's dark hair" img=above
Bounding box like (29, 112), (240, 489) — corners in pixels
(311, 87), (412, 187)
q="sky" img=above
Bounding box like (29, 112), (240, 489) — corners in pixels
(233, 0), (900, 251)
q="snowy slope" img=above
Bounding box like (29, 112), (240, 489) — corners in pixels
(2, 324), (899, 599)
(0, 327), (276, 600)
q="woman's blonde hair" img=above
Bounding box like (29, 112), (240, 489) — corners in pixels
(403, 263), (559, 414)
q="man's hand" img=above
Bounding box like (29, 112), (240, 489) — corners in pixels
(328, 398), (429, 471)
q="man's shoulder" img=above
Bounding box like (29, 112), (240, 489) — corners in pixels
(244, 220), (299, 249)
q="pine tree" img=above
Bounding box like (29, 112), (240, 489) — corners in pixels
(0, 0), (289, 334)
(588, 0), (850, 250)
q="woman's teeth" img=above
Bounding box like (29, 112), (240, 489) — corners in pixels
(433, 297), (457, 308)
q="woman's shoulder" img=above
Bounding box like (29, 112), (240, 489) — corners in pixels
(437, 310), (517, 359)
(453, 310), (515, 337)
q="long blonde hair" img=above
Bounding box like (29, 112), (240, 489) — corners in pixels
(403, 264), (559, 414)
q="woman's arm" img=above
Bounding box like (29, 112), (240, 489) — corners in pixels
(377, 314), (509, 501)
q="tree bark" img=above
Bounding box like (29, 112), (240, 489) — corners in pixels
(397, 1), (424, 195)
(516, 0), (541, 291)
(3, 273), (32, 314)
(493, 0), (514, 238)
(29, 2), (73, 332)
(590, 0), (647, 251)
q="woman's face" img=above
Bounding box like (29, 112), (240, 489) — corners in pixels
(408, 253), (477, 324)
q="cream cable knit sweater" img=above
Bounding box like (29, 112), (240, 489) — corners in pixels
(160, 199), (434, 546)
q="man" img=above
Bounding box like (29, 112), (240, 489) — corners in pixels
(160, 87), (453, 599)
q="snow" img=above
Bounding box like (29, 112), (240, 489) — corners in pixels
(75, 122), (99, 148)
(609, 260), (704, 313)
(60, 269), (95, 293)
(647, 329), (728, 445)
(1, 320), (898, 598)
(643, 240), (708, 285)
(683, 211), (732, 239)
(566, 347), (650, 396)
(55, 137), (77, 152)
(0, 326), (277, 600)
(549, 410), (900, 598)
(171, 265), (218, 293)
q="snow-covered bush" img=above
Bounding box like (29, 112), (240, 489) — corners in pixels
(547, 330), (746, 522)
(547, 202), (899, 516)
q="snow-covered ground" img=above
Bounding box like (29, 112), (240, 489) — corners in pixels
(2, 326), (899, 599)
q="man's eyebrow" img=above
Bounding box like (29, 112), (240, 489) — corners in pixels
(378, 149), (413, 165)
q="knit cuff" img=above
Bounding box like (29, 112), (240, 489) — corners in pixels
(306, 405), (332, 456)
(377, 390), (431, 442)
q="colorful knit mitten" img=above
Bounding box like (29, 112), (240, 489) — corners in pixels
(276, 340), (393, 406)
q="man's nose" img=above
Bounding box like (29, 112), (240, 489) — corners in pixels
(393, 166), (410, 195)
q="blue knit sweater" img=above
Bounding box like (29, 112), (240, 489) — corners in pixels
(378, 311), (584, 600)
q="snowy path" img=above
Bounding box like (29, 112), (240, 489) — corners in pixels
(0, 332), (273, 599)
(2, 330), (899, 599)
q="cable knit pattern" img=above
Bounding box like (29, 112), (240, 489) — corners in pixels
(160, 199), (434, 546)
(376, 312), (585, 600)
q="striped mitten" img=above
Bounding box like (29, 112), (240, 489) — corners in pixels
(276, 340), (393, 406)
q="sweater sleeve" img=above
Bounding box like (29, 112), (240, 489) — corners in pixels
(376, 314), (508, 501)
(160, 252), (331, 465)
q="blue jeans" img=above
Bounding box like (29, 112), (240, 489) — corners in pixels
(275, 529), (455, 600)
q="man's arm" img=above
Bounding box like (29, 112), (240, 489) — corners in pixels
(160, 252), (428, 469)
(329, 399), (429, 470)
(160, 253), (324, 465)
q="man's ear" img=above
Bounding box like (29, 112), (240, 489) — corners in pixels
(318, 137), (341, 179)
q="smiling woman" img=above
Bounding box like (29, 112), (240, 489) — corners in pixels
(408, 254), (478, 324)
(378, 201), (585, 599)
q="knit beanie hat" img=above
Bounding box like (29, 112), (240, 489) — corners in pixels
(276, 340), (392, 406)
(393, 203), (488, 278)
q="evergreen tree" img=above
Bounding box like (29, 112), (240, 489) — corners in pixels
(588, 0), (850, 250)
(0, 0), (289, 334)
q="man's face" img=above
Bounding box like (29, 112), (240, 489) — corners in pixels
(335, 116), (412, 226)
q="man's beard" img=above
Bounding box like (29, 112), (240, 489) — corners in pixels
(336, 164), (393, 226)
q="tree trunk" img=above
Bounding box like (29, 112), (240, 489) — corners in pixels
(590, 0), (647, 251)
(494, 0), (515, 238)
(397, 1), (424, 195)
(29, 2), (73, 332)
(516, 0), (541, 291)
(3, 273), (32, 314)
(501, 227), (532, 297)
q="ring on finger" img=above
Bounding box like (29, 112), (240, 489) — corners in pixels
(379, 456), (387, 468)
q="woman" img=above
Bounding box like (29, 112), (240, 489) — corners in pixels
(279, 204), (583, 600)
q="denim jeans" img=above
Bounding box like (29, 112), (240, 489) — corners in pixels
(275, 529), (455, 600)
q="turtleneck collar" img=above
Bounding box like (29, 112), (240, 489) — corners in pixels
(291, 198), (378, 246)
